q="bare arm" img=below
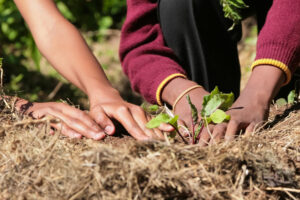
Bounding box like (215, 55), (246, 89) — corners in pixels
(14, 0), (112, 102)
(14, 0), (173, 140)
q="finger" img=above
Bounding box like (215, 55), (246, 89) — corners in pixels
(44, 107), (105, 140)
(245, 122), (256, 136)
(225, 120), (240, 141)
(59, 104), (103, 134)
(158, 123), (174, 132)
(146, 115), (165, 140)
(152, 128), (165, 140)
(108, 106), (149, 141)
(49, 127), (55, 135)
(198, 124), (214, 146)
(177, 120), (190, 137)
(51, 123), (82, 139)
(130, 106), (163, 140)
(209, 123), (227, 145)
(28, 109), (46, 119)
(89, 106), (115, 135)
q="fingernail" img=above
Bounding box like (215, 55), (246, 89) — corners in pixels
(93, 133), (104, 140)
(104, 126), (113, 134)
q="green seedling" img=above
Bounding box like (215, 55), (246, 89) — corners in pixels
(187, 86), (234, 144)
(288, 90), (296, 104)
(146, 113), (187, 144)
(276, 90), (297, 107)
(146, 86), (234, 144)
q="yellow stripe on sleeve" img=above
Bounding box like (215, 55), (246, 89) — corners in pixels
(251, 58), (291, 86)
(156, 73), (187, 106)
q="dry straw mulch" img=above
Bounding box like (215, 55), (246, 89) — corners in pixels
(0, 99), (299, 200)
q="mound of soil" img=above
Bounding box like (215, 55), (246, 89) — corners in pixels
(0, 99), (299, 200)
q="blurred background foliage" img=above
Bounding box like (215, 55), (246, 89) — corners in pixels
(0, 0), (126, 107)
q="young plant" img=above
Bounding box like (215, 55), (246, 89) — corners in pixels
(187, 86), (234, 144)
(146, 112), (187, 144)
(146, 86), (234, 144)
(275, 90), (297, 107)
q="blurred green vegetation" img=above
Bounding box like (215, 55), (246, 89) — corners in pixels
(0, 0), (126, 107)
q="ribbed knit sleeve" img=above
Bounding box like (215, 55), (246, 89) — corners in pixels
(119, 0), (187, 104)
(253, 0), (300, 84)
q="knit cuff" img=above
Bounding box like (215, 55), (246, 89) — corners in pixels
(156, 73), (187, 106)
(251, 58), (292, 86)
(256, 41), (299, 73)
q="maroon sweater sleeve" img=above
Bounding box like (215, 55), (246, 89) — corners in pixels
(253, 0), (300, 83)
(119, 0), (186, 104)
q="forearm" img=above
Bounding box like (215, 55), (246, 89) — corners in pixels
(34, 21), (116, 102)
(15, 0), (114, 102)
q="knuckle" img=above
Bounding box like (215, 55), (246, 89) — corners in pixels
(229, 119), (240, 126)
(116, 106), (129, 114)
(95, 113), (107, 123)
(128, 123), (141, 134)
(214, 124), (226, 132)
(91, 105), (103, 113)
(132, 106), (143, 112)
(68, 118), (80, 126)
(78, 110), (87, 119)
(44, 107), (54, 114)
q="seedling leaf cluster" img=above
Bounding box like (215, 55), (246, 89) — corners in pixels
(146, 86), (235, 144)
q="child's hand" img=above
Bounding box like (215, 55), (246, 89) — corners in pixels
(15, 99), (105, 140)
(89, 91), (174, 141)
(198, 89), (269, 146)
(199, 65), (285, 146)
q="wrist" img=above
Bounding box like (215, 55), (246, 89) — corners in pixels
(161, 77), (208, 106)
(88, 87), (122, 107)
(244, 64), (285, 104)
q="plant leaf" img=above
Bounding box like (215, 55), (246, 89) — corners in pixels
(210, 109), (231, 124)
(141, 103), (159, 113)
(146, 113), (179, 129)
(186, 95), (198, 124)
(276, 98), (287, 107)
(288, 90), (296, 104)
(219, 92), (235, 110)
(149, 105), (159, 112)
(168, 115), (179, 128)
(0, 58), (2, 68)
(204, 117), (212, 126)
(202, 86), (220, 108)
(202, 86), (235, 117)
(202, 94), (223, 117)
(194, 121), (203, 140)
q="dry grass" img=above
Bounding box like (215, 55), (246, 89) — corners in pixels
(0, 97), (299, 200)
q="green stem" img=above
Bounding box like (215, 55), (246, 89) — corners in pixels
(170, 124), (188, 144)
